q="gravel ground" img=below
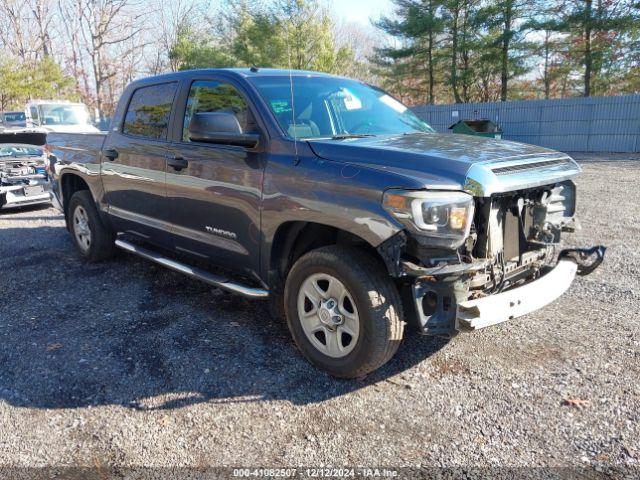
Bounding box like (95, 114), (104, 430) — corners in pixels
(0, 157), (638, 476)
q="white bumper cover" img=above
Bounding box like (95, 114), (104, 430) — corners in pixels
(0, 184), (51, 209)
(457, 259), (578, 330)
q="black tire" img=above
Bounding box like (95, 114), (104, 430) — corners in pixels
(284, 245), (404, 378)
(67, 190), (115, 262)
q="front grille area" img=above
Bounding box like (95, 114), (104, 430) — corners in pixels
(472, 180), (575, 261)
(491, 158), (572, 175)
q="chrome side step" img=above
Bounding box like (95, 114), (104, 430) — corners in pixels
(115, 238), (269, 299)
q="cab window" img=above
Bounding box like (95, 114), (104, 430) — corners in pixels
(182, 80), (255, 142)
(123, 82), (177, 140)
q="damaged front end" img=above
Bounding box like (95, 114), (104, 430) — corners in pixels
(379, 158), (605, 336)
(0, 144), (51, 210)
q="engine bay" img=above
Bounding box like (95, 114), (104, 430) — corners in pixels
(467, 180), (577, 294)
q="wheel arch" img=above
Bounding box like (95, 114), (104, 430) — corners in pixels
(61, 172), (89, 207)
(269, 221), (386, 282)
(59, 172), (102, 229)
(265, 221), (394, 319)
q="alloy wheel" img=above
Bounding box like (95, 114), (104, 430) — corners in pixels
(297, 273), (360, 358)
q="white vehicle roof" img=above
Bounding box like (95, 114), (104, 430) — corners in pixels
(27, 100), (88, 106)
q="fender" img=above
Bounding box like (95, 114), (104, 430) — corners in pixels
(259, 142), (430, 280)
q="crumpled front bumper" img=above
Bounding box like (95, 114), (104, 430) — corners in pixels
(0, 179), (52, 209)
(411, 246), (606, 335)
(457, 259), (576, 330)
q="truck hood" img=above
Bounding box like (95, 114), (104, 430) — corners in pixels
(0, 129), (47, 146)
(307, 133), (580, 195)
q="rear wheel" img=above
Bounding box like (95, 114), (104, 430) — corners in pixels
(68, 190), (115, 262)
(284, 245), (404, 378)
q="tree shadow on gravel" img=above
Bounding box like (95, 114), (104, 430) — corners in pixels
(0, 225), (448, 410)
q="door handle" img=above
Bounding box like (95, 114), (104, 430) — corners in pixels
(103, 148), (119, 160)
(167, 155), (188, 171)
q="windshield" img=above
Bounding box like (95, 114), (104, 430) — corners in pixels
(3, 112), (26, 122)
(250, 76), (434, 139)
(38, 104), (91, 126)
(0, 145), (43, 158)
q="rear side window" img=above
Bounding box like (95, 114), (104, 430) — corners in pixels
(182, 80), (252, 141)
(123, 82), (177, 140)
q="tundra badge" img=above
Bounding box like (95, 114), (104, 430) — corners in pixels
(205, 226), (237, 240)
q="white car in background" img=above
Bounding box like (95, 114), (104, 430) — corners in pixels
(25, 100), (100, 133)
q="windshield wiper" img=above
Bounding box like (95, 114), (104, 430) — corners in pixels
(329, 133), (376, 140)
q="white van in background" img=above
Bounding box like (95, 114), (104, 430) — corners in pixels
(25, 100), (100, 133)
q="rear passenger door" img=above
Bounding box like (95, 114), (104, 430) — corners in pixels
(165, 78), (265, 276)
(102, 81), (178, 244)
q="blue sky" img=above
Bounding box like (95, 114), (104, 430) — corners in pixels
(330, 0), (394, 27)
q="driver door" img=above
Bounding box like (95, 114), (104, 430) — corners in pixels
(165, 78), (265, 277)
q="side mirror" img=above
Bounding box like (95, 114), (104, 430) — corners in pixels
(188, 112), (259, 148)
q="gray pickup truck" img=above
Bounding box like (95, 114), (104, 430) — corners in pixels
(46, 68), (604, 378)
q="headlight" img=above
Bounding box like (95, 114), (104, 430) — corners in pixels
(383, 190), (475, 248)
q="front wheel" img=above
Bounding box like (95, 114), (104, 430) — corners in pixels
(284, 245), (404, 378)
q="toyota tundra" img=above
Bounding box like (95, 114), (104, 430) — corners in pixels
(45, 69), (604, 378)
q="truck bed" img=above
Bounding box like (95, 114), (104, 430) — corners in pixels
(47, 132), (107, 161)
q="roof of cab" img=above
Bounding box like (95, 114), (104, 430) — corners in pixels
(128, 68), (341, 87)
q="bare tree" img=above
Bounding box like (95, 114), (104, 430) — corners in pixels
(29, 0), (56, 58)
(0, 0), (38, 59)
(57, 0), (93, 102)
(332, 20), (378, 83)
(73, 0), (149, 113)
(150, 0), (204, 72)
